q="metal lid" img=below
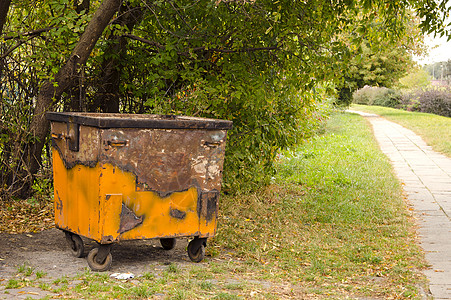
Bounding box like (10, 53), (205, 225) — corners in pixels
(46, 112), (233, 130)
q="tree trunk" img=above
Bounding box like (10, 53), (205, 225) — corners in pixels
(0, 0), (11, 35)
(88, 5), (143, 113)
(0, 0), (11, 77)
(20, 0), (122, 198)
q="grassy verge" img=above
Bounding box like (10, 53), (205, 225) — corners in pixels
(1, 111), (427, 299)
(351, 104), (451, 157)
(214, 111), (427, 298)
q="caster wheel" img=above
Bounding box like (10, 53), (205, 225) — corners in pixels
(160, 238), (176, 250)
(65, 232), (84, 258)
(187, 239), (206, 263)
(87, 248), (113, 272)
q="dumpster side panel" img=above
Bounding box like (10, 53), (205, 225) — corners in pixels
(97, 128), (227, 239)
(52, 149), (103, 240)
(98, 164), (201, 240)
(51, 122), (104, 241)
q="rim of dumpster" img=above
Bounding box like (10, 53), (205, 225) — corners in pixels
(46, 112), (233, 130)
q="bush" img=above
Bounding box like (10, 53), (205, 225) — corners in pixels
(352, 86), (401, 108)
(400, 87), (451, 117)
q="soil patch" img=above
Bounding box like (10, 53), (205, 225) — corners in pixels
(0, 228), (193, 279)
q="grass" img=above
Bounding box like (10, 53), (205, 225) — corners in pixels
(351, 104), (451, 157)
(0, 111), (428, 299)
(213, 111), (427, 298)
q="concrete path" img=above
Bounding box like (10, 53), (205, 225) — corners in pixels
(348, 110), (451, 299)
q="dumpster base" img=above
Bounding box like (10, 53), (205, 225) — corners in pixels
(60, 228), (209, 271)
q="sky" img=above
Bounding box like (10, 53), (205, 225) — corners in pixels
(414, 34), (451, 65)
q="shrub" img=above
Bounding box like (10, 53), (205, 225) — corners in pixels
(352, 86), (373, 105)
(400, 87), (451, 117)
(352, 86), (401, 108)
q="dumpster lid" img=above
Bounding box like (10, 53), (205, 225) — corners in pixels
(46, 112), (233, 130)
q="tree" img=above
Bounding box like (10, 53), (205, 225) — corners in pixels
(1, 0), (122, 198)
(0, 0), (10, 34)
(1, 0), (451, 199)
(425, 60), (451, 81)
(398, 68), (431, 90)
(335, 13), (428, 106)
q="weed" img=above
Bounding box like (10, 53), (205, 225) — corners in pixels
(39, 283), (51, 291)
(141, 272), (155, 280)
(199, 280), (214, 290)
(35, 270), (46, 279)
(170, 289), (187, 300)
(5, 279), (21, 289)
(53, 283), (68, 293)
(17, 263), (33, 275)
(53, 276), (68, 285)
(224, 282), (245, 290)
(130, 285), (154, 298)
(213, 292), (240, 300)
(167, 262), (179, 273)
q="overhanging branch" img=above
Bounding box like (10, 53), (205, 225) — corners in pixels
(122, 33), (280, 55)
(3, 27), (56, 40)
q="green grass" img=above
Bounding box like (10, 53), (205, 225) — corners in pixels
(214, 111), (427, 298)
(0, 111), (427, 299)
(352, 104), (451, 157)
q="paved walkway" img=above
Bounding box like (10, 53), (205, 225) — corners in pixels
(348, 110), (451, 299)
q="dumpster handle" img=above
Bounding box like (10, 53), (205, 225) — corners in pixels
(203, 141), (221, 148)
(51, 132), (72, 141)
(107, 140), (128, 147)
(51, 133), (65, 140)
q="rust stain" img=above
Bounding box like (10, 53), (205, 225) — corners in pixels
(169, 208), (187, 220)
(118, 203), (144, 234)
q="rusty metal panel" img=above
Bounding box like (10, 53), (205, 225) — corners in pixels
(100, 128), (227, 195)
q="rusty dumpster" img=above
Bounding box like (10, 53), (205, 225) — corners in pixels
(46, 112), (232, 271)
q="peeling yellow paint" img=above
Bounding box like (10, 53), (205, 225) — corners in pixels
(52, 149), (216, 244)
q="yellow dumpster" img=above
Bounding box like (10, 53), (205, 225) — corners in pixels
(46, 112), (232, 271)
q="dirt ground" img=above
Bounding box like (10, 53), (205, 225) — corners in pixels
(0, 228), (195, 277)
(0, 228), (200, 299)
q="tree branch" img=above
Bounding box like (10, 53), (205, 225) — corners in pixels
(122, 33), (279, 55)
(121, 33), (164, 49)
(191, 46), (279, 53)
(3, 27), (56, 40)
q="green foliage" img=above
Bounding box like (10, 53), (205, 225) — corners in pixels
(397, 67), (431, 90)
(335, 11), (426, 106)
(1, 0), (450, 196)
(336, 43), (415, 106)
(353, 86), (401, 108)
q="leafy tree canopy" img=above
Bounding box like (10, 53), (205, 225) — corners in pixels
(1, 0), (450, 196)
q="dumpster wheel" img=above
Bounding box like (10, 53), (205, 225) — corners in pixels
(64, 231), (84, 258)
(87, 247), (113, 272)
(160, 238), (176, 250)
(187, 238), (206, 263)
